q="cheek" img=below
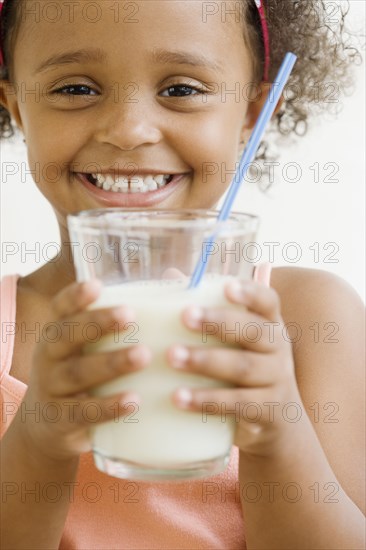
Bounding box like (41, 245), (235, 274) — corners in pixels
(26, 131), (75, 200)
(177, 111), (243, 187)
(26, 115), (84, 180)
(177, 127), (241, 209)
(22, 100), (85, 161)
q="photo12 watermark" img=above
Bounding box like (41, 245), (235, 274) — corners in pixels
(200, 319), (340, 345)
(1, 320), (140, 345)
(18, 1), (140, 25)
(1, 239), (341, 266)
(201, 1), (344, 27)
(2, 399), (140, 425)
(1, 480), (140, 504)
(201, 401), (340, 425)
(200, 479), (340, 504)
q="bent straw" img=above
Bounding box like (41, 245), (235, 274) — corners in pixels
(188, 52), (297, 289)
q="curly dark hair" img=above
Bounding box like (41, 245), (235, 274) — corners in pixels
(0, 0), (362, 152)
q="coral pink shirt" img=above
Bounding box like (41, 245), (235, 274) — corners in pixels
(1, 264), (271, 549)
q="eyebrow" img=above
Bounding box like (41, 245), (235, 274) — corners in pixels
(34, 48), (107, 74)
(151, 49), (224, 72)
(33, 47), (224, 75)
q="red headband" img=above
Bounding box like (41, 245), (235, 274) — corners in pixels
(0, 0), (7, 66)
(255, 0), (270, 81)
(0, 0), (270, 80)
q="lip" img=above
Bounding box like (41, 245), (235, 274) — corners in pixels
(74, 172), (187, 207)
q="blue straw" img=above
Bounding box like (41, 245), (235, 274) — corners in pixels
(188, 52), (297, 289)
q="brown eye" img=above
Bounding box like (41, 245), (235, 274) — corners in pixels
(161, 85), (202, 97)
(53, 85), (98, 96)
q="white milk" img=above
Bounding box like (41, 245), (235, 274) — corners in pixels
(88, 277), (238, 468)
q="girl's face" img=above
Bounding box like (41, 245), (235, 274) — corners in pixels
(2, 0), (261, 231)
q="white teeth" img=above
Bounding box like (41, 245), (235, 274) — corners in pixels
(115, 176), (129, 189)
(86, 173), (173, 193)
(147, 180), (158, 191)
(96, 173), (106, 185)
(90, 173), (104, 188)
(130, 176), (144, 190)
(104, 175), (116, 188)
(154, 175), (165, 185)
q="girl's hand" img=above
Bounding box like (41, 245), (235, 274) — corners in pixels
(167, 280), (301, 456)
(19, 280), (151, 461)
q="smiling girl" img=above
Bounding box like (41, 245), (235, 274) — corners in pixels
(0, 1), (365, 549)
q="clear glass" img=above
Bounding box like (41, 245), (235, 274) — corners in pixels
(67, 209), (259, 481)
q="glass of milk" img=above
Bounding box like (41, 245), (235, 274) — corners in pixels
(67, 209), (259, 480)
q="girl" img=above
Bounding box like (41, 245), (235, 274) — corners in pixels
(0, 1), (364, 548)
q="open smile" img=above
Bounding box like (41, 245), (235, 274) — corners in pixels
(74, 171), (188, 207)
(81, 171), (176, 194)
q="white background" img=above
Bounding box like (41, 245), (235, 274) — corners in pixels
(1, 0), (365, 302)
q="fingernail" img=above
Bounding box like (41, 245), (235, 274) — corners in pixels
(120, 392), (140, 407)
(84, 279), (102, 294)
(229, 280), (253, 300)
(186, 306), (203, 327)
(175, 388), (192, 407)
(228, 279), (243, 299)
(113, 306), (135, 322)
(89, 278), (102, 289)
(127, 345), (150, 365)
(170, 346), (189, 368)
(241, 280), (255, 291)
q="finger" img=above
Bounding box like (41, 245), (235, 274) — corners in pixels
(167, 345), (280, 387)
(171, 387), (303, 438)
(225, 280), (281, 322)
(43, 306), (136, 360)
(47, 345), (151, 396)
(172, 386), (249, 414)
(60, 393), (141, 430)
(181, 306), (279, 352)
(172, 386), (273, 419)
(52, 280), (103, 319)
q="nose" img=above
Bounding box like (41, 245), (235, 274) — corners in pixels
(94, 93), (163, 151)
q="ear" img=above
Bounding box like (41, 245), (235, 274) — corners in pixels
(241, 81), (284, 136)
(0, 79), (24, 132)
